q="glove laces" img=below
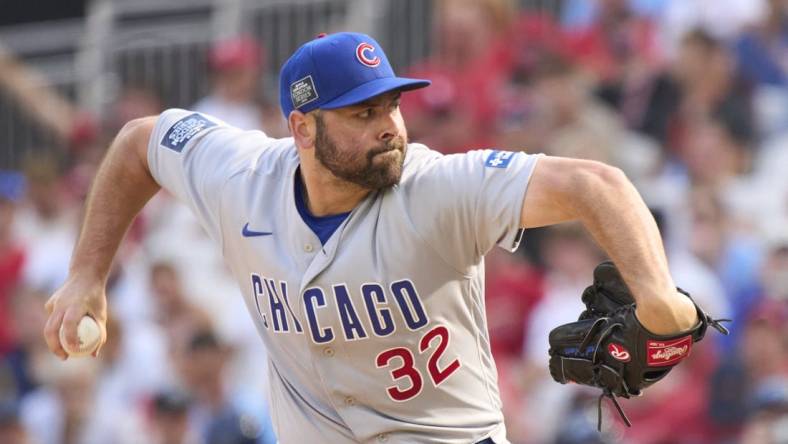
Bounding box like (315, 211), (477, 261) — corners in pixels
(584, 318), (633, 432)
(598, 389), (631, 431)
(708, 317), (731, 335)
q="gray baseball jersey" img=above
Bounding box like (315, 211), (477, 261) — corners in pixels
(147, 109), (542, 444)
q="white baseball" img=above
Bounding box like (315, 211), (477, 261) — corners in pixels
(59, 315), (101, 357)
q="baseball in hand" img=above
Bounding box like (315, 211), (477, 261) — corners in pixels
(59, 316), (101, 357)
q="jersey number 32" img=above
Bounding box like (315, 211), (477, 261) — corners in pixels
(375, 325), (461, 402)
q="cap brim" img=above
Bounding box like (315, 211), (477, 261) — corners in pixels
(320, 77), (430, 110)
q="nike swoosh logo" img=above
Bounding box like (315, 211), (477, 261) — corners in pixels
(242, 223), (273, 237)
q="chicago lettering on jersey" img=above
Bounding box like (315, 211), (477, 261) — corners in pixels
(249, 275), (429, 344)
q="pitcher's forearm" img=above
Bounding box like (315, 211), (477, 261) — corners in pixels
(575, 168), (673, 300)
(69, 117), (159, 283)
(521, 158), (696, 332)
(572, 166), (696, 332)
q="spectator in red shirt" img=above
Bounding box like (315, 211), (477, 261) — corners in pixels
(565, 0), (663, 83)
(565, 0), (665, 132)
(401, 0), (516, 153)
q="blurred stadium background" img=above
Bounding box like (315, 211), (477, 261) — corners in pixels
(0, 0), (787, 443)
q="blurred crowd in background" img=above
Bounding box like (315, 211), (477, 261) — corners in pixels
(1, 0), (787, 443)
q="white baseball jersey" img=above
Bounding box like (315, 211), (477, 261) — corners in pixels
(147, 109), (542, 444)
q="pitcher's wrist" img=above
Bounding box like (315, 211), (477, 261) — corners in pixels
(636, 295), (698, 335)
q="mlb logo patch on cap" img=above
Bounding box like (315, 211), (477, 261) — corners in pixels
(291, 75), (319, 109)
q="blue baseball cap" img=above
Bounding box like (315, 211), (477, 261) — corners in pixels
(279, 32), (430, 118)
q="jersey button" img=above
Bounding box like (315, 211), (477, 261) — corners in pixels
(344, 396), (355, 406)
(323, 347), (334, 357)
(303, 243), (314, 252)
(377, 433), (389, 442)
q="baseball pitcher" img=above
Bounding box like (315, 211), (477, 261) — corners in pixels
(44, 33), (719, 444)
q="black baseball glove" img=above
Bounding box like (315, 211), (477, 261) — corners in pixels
(547, 261), (730, 430)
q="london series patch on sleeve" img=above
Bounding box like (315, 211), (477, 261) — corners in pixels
(291, 75), (319, 109)
(484, 150), (517, 168)
(161, 113), (218, 152)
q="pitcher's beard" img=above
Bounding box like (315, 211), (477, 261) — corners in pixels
(314, 115), (407, 190)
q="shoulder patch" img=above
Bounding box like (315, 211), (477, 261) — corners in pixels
(484, 150), (517, 168)
(161, 113), (218, 152)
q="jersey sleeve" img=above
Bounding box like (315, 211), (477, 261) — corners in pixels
(147, 108), (264, 243)
(405, 148), (542, 271)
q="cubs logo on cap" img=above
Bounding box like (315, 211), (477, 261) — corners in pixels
(279, 32), (431, 118)
(356, 43), (381, 67)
